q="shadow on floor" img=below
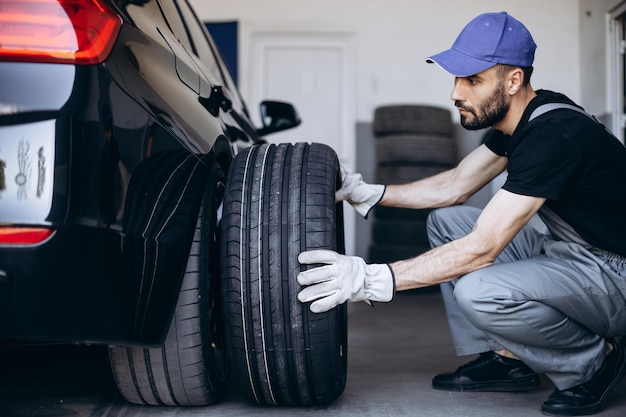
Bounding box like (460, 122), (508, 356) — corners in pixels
(1, 290), (625, 416)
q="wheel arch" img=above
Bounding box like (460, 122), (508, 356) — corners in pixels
(121, 136), (234, 345)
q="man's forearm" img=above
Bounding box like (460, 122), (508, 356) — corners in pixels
(380, 172), (466, 210)
(389, 234), (495, 291)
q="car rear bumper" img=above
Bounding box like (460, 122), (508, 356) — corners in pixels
(0, 225), (140, 345)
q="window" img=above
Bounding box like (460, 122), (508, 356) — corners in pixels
(176, 0), (223, 85)
(178, 0), (247, 114)
(156, 0), (193, 52)
(610, 4), (626, 143)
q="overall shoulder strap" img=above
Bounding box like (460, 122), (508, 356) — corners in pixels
(528, 103), (595, 122)
(527, 102), (619, 140)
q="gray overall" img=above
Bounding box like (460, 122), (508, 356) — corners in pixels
(430, 104), (626, 390)
(430, 206), (626, 390)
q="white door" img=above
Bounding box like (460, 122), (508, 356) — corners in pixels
(249, 33), (357, 254)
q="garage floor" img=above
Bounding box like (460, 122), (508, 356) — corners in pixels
(2, 289), (626, 417)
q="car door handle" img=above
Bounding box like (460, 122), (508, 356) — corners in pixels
(198, 86), (232, 117)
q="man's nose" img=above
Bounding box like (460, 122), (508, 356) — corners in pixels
(450, 78), (463, 102)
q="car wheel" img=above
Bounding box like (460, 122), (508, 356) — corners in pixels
(373, 219), (429, 246)
(373, 104), (453, 136)
(375, 133), (456, 166)
(372, 205), (431, 221)
(368, 243), (431, 263)
(375, 164), (451, 185)
(108, 162), (228, 405)
(220, 142), (347, 405)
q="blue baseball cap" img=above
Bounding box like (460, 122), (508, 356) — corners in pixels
(426, 11), (536, 77)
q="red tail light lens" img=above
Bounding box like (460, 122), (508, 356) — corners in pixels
(0, 227), (55, 245)
(0, 0), (122, 65)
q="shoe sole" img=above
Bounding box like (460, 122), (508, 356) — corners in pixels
(541, 343), (626, 416)
(432, 374), (541, 392)
(542, 401), (608, 417)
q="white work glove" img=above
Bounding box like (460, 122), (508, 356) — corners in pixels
(297, 249), (395, 313)
(335, 166), (385, 219)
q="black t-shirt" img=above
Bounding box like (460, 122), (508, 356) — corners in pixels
(484, 90), (626, 257)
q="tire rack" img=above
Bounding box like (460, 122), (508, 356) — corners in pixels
(368, 105), (457, 264)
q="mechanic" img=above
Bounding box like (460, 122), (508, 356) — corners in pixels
(296, 11), (626, 416)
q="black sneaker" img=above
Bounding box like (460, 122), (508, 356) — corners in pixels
(541, 338), (626, 416)
(432, 351), (541, 392)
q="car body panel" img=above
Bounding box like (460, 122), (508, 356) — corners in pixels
(0, 0), (263, 346)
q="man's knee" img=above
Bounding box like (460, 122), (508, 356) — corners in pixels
(453, 273), (481, 314)
(426, 206), (481, 246)
(453, 271), (513, 329)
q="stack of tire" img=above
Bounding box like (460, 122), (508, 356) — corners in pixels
(368, 105), (456, 264)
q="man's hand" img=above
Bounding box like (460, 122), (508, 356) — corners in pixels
(335, 166), (385, 218)
(297, 250), (395, 313)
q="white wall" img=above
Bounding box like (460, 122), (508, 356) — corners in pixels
(579, 0), (623, 118)
(191, 0), (582, 124)
(191, 0), (626, 256)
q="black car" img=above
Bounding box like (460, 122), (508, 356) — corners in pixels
(0, 0), (347, 408)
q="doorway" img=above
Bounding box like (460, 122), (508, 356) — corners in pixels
(249, 33), (357, 253)
(610, 3), (626, 143)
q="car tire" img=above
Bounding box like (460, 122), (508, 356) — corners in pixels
(375, 164), (451, 185)
(372, 219), (430, 246)
(375, 133), (456, 166)
(108, 162), (228, 406)
(368, 243), (431, 264)
(373, 206), (431, 221)
(220, 142), (347, 406)
(373, 105), (453, 136)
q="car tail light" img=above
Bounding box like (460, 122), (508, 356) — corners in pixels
(0, 0), (122, 65)
(0, 227), (55, 245)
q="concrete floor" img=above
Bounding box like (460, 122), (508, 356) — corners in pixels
(2, 290), (626, 417)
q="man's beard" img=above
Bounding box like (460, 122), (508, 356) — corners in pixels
(457, 82), (509, 130)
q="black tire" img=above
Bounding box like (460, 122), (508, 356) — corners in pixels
(376, 133), (457, 166)
(373, 105), (453, 137)
(220, 142), (347, 406)
(375, 164), (451, 185)
(373, 206), (432, 221)
(372, 219), (430, 246)
(368, 243), (431, 263)
(109, 162), (228, 406)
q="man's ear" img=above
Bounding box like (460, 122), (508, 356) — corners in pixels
(508, 68), (524, 95)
